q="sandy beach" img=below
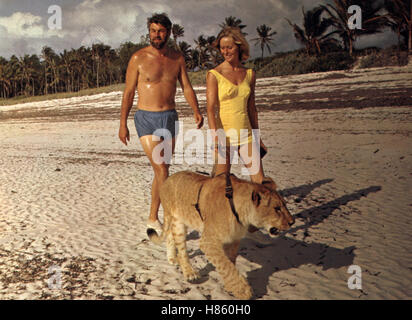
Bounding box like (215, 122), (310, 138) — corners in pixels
(0, 64), (411, 300)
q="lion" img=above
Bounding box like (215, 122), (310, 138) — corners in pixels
(147, 171), (294, 300)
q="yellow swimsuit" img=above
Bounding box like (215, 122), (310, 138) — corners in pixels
(209, 68), (253, 146)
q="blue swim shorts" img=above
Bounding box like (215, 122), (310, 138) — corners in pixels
(134, 109), (179, 139)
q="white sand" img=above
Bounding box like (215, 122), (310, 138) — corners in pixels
(0, 65), (411, 299)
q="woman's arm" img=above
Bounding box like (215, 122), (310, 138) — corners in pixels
(247, 70), (267, 153)
(206, 71), (219, 142)
(247, 70), (259, 130)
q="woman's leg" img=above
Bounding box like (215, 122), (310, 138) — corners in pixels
(238, 140), (264, 184)
(212, 144), (232, 177)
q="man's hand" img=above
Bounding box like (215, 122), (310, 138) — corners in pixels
(119, 126), (130, 146)
(194, 112), (204, 129)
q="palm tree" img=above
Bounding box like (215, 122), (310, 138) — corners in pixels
(205, 35), (222, 66)
(252, 24), (277, 58)
(16, 55), (38, 96)
(219, 16), (247, 35)
(187, 49), (200, 71)
(69, 48), (83, 92)
(8, 55), (19, 97)
(60, 50), (74, 92)
(118, 41), (145, 81)
(41, 46), (59, 94)
(27, 54), (41, 96)
(385, 0), (411, 54)
(385, 0), (409, 61)
(322, 0), (388, 56)
(410, 0), (412, 53)
(0, 57), (11, 98)
(172, 24), (185, 49)
(178, 41), (192, 66)
(76, 46), (93, 90)
(92, 43), (112, 88)
(286, 6), (337, 56)
(194, 35), (211, 69)
(16, 56), (26, 95)
(102, 47), (118, 86)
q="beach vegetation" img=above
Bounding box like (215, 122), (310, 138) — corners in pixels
(286, 6), (338, 56)
(321, 0), (389, 56)
(0, 1), (410, 104)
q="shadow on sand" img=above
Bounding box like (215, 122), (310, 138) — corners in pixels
(242, 182), (382, 298)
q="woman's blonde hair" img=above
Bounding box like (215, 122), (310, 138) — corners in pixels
(213, 27), (250, 62)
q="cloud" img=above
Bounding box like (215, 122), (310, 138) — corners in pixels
(62, 1), (151, 46)
(0, 0), (399, 59)
(0, 11), (64, 39)
(0, 12), (45, 38)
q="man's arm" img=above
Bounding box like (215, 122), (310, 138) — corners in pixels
(177, 55), (203, 129)
(119, 53), (139, 145)
(206, 71), (220, 148)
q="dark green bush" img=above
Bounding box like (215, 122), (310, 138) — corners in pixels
(254, 50), (354, 78)
(358, 46), (408, 68)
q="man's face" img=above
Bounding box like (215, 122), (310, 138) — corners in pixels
(149, 23), (169, 49)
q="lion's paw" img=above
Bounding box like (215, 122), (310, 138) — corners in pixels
(167, 256), (178, 265)
(235, 285), (252, 300)
(227, 278), (253, 300)
(184, 269), (200, 282)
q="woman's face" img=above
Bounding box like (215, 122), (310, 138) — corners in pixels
(219, 36), (239, 63)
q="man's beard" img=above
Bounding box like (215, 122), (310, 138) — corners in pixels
(150, 37), (168, 49)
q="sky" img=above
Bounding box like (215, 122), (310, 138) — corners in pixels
(0, 0), (398, 59)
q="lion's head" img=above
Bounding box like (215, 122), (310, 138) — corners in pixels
(249, 182), (294, 237)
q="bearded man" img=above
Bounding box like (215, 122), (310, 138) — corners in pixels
(119, 13), (203, 234)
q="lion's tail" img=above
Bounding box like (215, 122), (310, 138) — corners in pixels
(147, 228), (164, 244)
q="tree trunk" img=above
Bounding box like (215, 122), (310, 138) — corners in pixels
(315, 39), (321, 56)
(55, 69), (58, 93)
(409, 0), (412, 53)
(409, 22), (412, 53)
(397, 29), (401, 65)
(408, 0), (412, 55)
(44, 66), (48, 95)
(97, 59), (100, 88)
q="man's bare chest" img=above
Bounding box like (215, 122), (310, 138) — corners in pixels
(139, 58), (180, 83)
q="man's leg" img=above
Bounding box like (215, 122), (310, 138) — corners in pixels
(139, 135), (176, 225)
